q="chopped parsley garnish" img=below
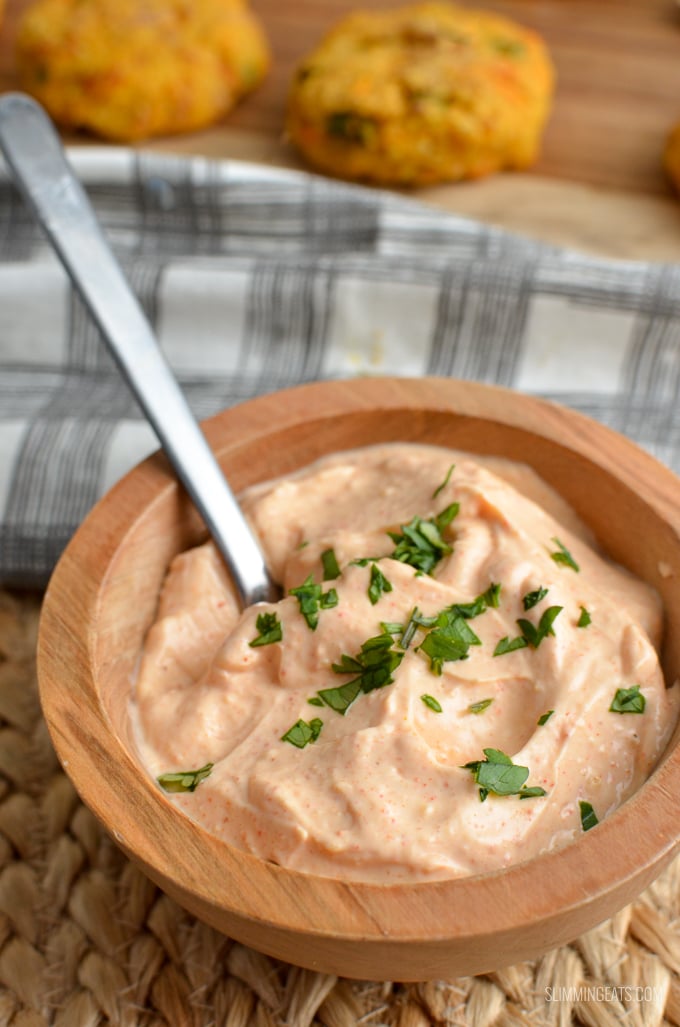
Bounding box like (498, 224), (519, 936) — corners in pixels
(550, 537), (580, 572)
(449, 595), (487, 619)
(381, 619), (406, 636)
(579, 800), (598, 832)
(157, 763), (213, 793)
(289, 575), (338, 630)
(397, 609), (420, 649)
(537, 709), (554, 726)
(332, 633), (404, 691)
(494, 605), (562, 655)
(609, 684), (646, 714)
(382, 584), (499, 663)
(315, 680), (361, 715)
(417, 610), (480, 674)
(425, 585), (500, 655)
(494, 635), (528, 656)
(281, 717), (323, 748)
(321, 548), (341, 581)
(307, 696), (324, 707)
(432, 463), (455, 498)
(388, 503), (459, 574)
(468, 698), (493, 715)
(421, 694), (443, 713)
(249, 612), (283, 647)
(481, 582), (502, 608)
(368, 562), (393, 605)
(523, 586), (548, 611)
(516, 605), (563, 648)
(398, 606), (438, 649)
(316, 633), (405, 714)
(577, 606), (592, 628)
(462, 748), (546, 802)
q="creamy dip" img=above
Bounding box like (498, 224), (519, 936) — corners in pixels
(132, 444), (679, 883)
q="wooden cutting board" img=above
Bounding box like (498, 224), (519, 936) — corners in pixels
(1, 0), (680, 260)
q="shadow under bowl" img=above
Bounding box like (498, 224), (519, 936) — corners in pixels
(37, 376), (680, 981)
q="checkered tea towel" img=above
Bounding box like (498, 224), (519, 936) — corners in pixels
(1, 147), (679, 586)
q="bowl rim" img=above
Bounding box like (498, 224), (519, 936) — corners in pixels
(36, 375), (680, 976)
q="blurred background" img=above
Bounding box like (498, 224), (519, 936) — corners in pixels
(1, 0), (680, 260)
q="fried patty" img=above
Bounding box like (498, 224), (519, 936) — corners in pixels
(16, 0), (270, 141)
(664, 121), (680, 195)
(287, 2), (555, 186)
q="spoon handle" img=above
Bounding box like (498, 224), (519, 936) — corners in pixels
(0, 93), (276, 606)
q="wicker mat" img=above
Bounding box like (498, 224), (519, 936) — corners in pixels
(1, 588), (679, 1027)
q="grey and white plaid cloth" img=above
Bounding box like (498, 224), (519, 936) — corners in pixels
(1, 147), (680, 587)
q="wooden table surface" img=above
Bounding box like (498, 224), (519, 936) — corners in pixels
(1, 0), (680, 261)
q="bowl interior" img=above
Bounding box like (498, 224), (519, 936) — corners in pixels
(39, 377), (680, 980)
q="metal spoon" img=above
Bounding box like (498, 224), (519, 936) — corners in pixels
(0, 92), (277, 607)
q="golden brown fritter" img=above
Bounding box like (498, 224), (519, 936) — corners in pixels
(287, 2), (555, 186)
(664, 121), (680, 195)
(16, 0), (270, 141)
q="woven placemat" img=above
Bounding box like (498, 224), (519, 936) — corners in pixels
(1, 587), (679, 1027)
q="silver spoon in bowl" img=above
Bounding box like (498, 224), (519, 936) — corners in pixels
(0, 92), (277, 608)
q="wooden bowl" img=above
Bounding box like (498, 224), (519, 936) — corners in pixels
(37, 376), (680, 981)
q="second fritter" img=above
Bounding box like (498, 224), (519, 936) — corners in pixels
(287, 2), (555, 186)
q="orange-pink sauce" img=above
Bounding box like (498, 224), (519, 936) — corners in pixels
(132, 445), (679, 882)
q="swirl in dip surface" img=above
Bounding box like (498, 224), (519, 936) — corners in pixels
(132, 444), (679, 883)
